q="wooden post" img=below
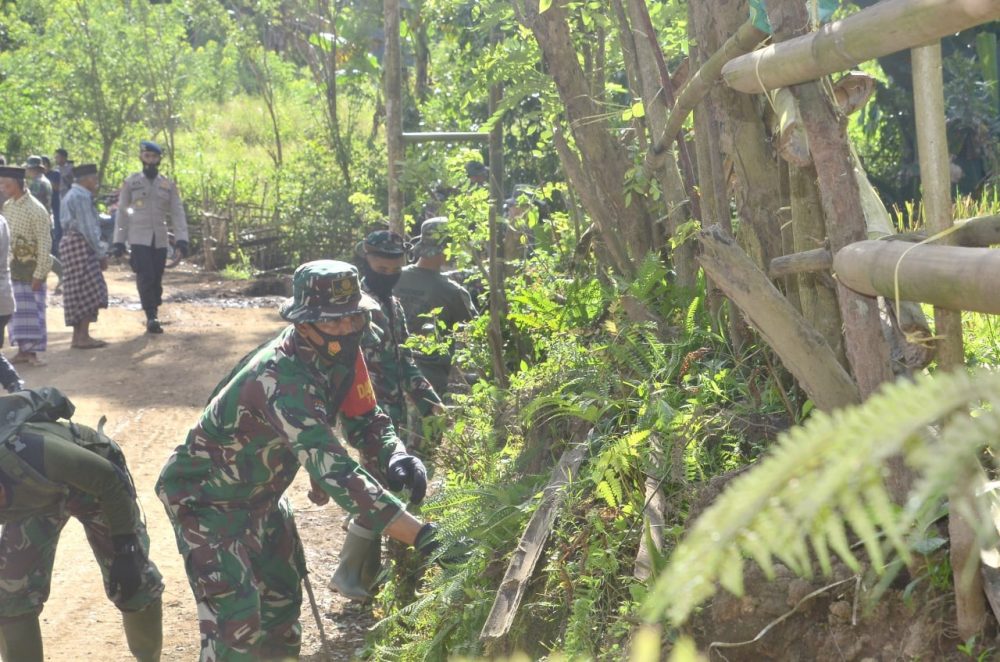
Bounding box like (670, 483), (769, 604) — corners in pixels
(384, 0), (404, 233)
(698, 225), (860, 411)
(487, 33), (508, 388)
(722, 0), (1000, 94)
(912, 41), (984, 639)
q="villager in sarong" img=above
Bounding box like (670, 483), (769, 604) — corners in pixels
(59, 164), (108, 349)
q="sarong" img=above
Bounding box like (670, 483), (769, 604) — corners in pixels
(59, 232), (108, 326)
(9, 282), (46, 352)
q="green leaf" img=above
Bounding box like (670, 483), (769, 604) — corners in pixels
(539, 0), (553, 13)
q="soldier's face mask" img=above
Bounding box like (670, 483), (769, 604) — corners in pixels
(362, 255), (404, 299)
(299, 314), (368, 362)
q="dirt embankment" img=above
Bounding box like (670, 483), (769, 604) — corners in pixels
(20, 265), (371, 661)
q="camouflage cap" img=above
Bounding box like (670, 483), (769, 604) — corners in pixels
(280, 260), (380, 322)
(22, 155), (43, 170)
(411, 217), (450, 258)
(362, 230), (410, 257)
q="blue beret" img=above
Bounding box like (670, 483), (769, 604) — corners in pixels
(139, 140), (162, 155)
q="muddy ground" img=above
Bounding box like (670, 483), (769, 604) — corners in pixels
(20, 264), (372, 661)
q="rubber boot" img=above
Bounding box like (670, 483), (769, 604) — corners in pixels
(0, 614), (43, 662)
(329, 519), (381, 601)
(122, 598), (163, 662)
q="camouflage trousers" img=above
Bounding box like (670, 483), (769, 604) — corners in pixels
(164, 496), (307, 662)
(0, 491), (164, 622)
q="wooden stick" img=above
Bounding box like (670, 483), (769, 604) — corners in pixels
(833, 241), (1000, 314)
(722, 0), (1000, 94)
(698, 225), (860, 411)
(768, 247), (832, 278)
(401, 131), (490, 143)
(384, 0), (404, 233)
(480, 442), (588, 642)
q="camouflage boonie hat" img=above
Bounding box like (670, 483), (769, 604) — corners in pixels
(411, 217), (450, 258)
(280, 260), (380, 322)
(360, 230), (410, 257)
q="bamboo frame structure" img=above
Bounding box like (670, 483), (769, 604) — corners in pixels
(722, 0), (1000, 94)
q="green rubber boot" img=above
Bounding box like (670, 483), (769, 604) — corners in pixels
(0, 614), (43, 662)
(122, 598), (163, 662)
(329, 519), (381, 601)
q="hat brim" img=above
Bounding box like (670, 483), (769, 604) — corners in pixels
(411, 239), (445, 258)
(279, 292), (381, 322)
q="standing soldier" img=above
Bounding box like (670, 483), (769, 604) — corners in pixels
(0, 166), (51, 367)
(395, 217), (478, 397)
(156, 260), (455, 661)
(112, 141), (189, 334)
(0, 387), (164, 662)
(358, 230), (443, 430)
(22, 158), (52, 217)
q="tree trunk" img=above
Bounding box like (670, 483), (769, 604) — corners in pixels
(514, 0), (652, 273)
(384, 0), (404, 233)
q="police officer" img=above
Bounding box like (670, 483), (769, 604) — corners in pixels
(156, 261), (455, 661)
(395, 217), (478, 396)
(112, 140), (189, 334)
(0, 388), (164, 662)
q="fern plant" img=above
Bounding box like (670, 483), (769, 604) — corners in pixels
(642, 369), (1000, 626)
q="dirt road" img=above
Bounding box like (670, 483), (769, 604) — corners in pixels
(20, 265), (371, 661)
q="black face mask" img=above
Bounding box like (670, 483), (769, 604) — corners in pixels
(142, 163), (159, 179)
(306, 326), (363, 363)
(362, 262), (401, 300)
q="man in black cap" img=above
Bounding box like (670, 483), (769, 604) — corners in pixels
(112, 141), (188, 334)
(60, 164), (109, 349)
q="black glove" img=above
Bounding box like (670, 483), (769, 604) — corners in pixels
(111, 243), (127, 258)
(387, 453), (428, 504)
(109, 534), (145, 603)
(414, 522), (473, 567)
(175, 240), (189, 258)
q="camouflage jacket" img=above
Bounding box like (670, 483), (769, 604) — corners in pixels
(361, 281), (441, 426)
(156, 326), (407, 543)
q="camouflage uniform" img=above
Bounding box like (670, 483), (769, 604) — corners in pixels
(156, 262), (408, 662)
(0, 417), (163, 622)
(361, 279), (442, 430)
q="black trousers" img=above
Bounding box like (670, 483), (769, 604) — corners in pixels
(129, 244), (167, 319)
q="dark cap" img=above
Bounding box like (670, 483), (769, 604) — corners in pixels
(74, 163), (98, 178)
(465, 160), (488, 178)
(0, 166), (26, 180)
(279, 260), (380, 323)
(139, 140), (162, 155)
(362, 230), (409, 257)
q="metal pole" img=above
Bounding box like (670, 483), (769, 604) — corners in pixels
(912, 41), (983, 639)
(384, 0), (404, 233)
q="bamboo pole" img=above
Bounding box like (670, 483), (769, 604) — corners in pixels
(722, 0), (1000, 94)
(768, 246), (832, 278)
(401, 131), (490, 143)
(486, 42), (508, 389)
(384, 0), (404, 233)
(644, 20), (766, 174)
(912, 41), (984, 639)
(833, 241), (1000, 315)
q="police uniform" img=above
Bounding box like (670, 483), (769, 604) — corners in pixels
(113, 141), (188, 329)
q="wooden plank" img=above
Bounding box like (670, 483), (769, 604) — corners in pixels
(480, 443), (588, 642)
(833, 241), (1000, 314)
(722, 0), (1000, 94)
(698, 225), (861, 411)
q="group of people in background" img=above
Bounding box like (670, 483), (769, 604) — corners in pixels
(0, 140), (190, 377)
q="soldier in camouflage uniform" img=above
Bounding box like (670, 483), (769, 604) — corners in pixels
(395, 217), (478, 397)
(358, 230), (443, 431)
(0, 387), (163, 662)
(156, 260), (451, 662)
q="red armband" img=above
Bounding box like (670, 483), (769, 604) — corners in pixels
(341, 351), (377, 417)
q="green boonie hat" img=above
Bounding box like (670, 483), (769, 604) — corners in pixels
(412, 217), (450, 258)
(360, 230), (410, 257)
(280, 260), (380, 322)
